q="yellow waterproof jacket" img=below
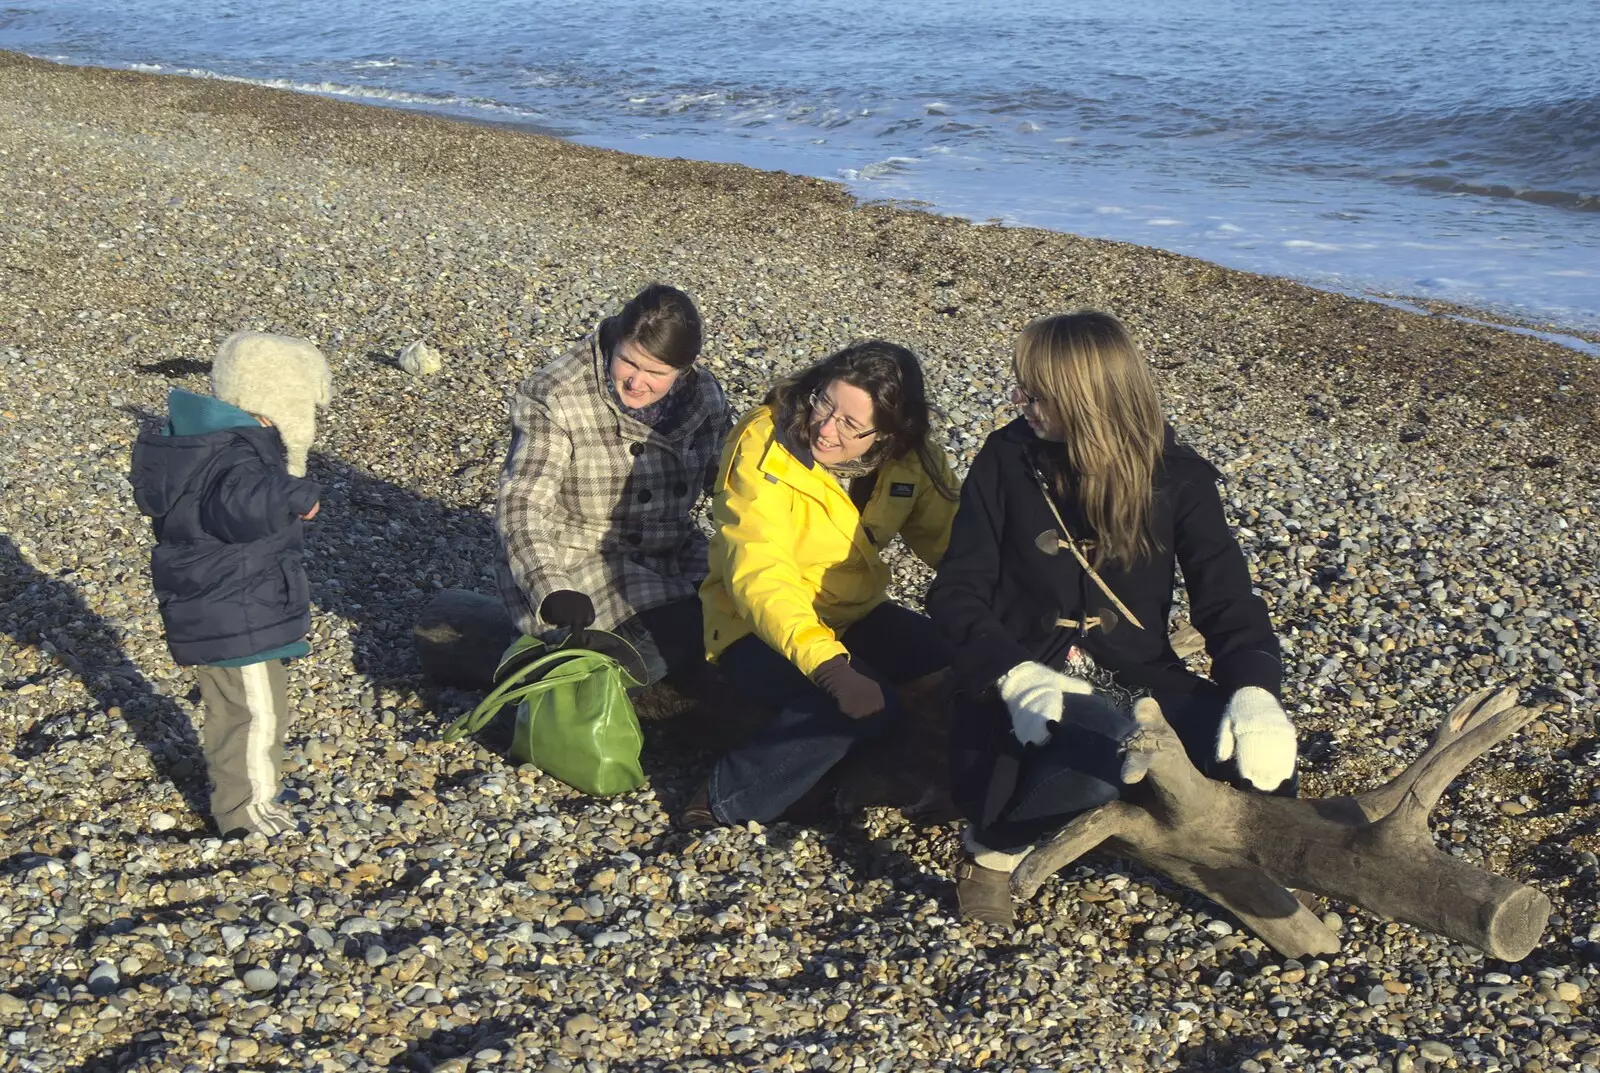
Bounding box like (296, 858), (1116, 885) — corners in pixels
(700, 405), (959, 676)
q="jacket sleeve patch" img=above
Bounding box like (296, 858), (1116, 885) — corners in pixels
(890, 481), (916, 497)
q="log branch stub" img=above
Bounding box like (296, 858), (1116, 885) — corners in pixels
(1355, 687), (1535, 822)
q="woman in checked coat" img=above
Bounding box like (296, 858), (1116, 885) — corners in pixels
(495, 284), (731, 685)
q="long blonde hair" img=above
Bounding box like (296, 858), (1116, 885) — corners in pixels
(1013, 311), (1164, 566)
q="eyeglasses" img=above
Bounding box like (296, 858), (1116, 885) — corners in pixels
(808, 390), (877, 441)
(1012, 383), (1042, 407)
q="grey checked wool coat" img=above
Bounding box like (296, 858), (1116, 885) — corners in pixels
(495, 328), (731, 635)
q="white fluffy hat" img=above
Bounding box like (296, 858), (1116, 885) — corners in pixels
(211, 331), (333, 477)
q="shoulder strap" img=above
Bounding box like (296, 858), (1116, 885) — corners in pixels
(1030, 464), (1144, 631)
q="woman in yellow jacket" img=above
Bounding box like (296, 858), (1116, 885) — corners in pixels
(681, 340), (961, 827)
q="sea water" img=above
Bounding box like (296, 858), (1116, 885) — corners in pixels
(3, 0), (1596, 334)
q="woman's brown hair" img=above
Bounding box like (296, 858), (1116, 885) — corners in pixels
(1014, 311), (1164, 565)
(765, 339), (958, 499)
(609, 283), (703, 369)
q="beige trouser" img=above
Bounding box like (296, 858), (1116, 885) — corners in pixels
(193, 660), (295, 836)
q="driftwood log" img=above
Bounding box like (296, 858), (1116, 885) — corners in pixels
(1012, 688), (1552, 961)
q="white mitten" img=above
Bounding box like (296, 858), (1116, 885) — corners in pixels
(1215, 686), (1298, 790)
(997, 662), (1094, 746)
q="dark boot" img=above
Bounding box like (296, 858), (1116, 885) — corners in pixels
(779, 770), (840, 826)
(955, 856), (1016, 928)
(675, 781), (718, 830)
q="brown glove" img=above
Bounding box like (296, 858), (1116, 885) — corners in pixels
(811, 655), (886, 720)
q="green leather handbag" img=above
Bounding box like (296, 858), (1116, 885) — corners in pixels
(442, 631), (646, 796)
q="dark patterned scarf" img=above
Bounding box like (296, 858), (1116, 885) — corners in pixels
(818, 453), (881, 484)
(610, 372), (689, 431)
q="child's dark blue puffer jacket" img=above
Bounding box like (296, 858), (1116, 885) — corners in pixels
(129, 389), (320, 666)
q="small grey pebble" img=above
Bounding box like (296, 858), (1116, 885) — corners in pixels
(242, 967), (278, 992)
(87, 963), (119, 996)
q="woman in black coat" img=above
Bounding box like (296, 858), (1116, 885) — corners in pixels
(926, 310), (1298, 927)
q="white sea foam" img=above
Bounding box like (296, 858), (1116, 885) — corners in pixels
(123, 64), (549, 123)
(854, 157), (918, 180)
(11, 0), (1596, 331)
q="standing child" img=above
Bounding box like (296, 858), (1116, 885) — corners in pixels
(130, 331), (332, 838)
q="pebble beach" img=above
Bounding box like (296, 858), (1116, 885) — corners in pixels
(1, 50), (1598, 1073)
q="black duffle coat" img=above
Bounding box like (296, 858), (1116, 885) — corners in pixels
(927, 417), (1282, 702)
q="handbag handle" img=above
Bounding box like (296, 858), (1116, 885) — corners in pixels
(441, 645), (642, 743)
(476, 651), (628, 723)
(442, 647), (590, 742)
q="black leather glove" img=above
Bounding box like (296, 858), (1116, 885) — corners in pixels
(811, 655), (886, 720)
(538, 590), (596, 630)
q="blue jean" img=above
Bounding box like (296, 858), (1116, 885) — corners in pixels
(540, 597), (705, 688)
(707, 601), (950, 824)
(955, 679), (1297, 853)
(612, 597), (706, 687)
